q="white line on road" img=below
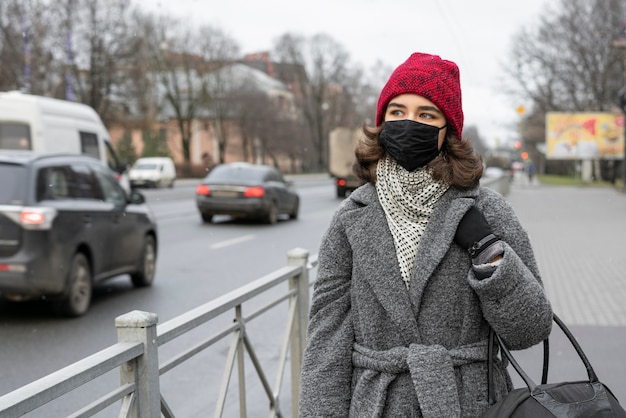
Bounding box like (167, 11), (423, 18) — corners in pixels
(210, 234), (255, 249)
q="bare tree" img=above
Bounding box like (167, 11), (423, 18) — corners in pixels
(502, 0), (624, 176)
(503, 0), (623, 119)
(342, 59), (394, 127)
(199, 27), (243, 164)
(0, 0), (60, 94)
(227, 70), (303, 169)
(0, 1), (27, 91)
(273, 32), (354, 171)
(56, 0), (139, 123)
(144, 18), (240, 172)
(113, 9), (164, 130)
(231, 90), (271, 163)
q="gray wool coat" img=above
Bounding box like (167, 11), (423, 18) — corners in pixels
(299, 183), (553, 418)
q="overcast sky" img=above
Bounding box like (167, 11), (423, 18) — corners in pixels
(142, 0), (551, 147)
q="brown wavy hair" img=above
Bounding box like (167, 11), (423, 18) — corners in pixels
(353, 123), (483, 189)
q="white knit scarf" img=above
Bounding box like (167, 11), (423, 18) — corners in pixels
(376, 155), (450, 288)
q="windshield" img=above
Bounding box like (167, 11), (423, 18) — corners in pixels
(207, 165), (266, 182)
(133, 163), (159, 170)
(0, 123), (31, 150)
(0, 164), (27, 204)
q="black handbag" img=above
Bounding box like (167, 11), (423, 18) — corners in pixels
(484, 314), (626, 417)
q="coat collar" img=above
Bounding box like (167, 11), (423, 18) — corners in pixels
(345, 183), (479, 344)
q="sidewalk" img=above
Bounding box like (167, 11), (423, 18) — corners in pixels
(505, 178), (626, 326)
(503, 177), (626, 401)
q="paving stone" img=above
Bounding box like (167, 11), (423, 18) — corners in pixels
(505, 180), (626, 326)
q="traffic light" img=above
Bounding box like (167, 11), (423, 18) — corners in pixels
(514, 141), (522, 150)
(521, 152), (529, 160)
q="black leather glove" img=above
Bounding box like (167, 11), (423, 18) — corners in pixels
(455, 206), (502, 264)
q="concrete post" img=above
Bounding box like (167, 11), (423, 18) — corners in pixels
(116, 310), (160, 418)
(287, 248), (310, 418)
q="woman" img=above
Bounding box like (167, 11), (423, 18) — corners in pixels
(299, 52), (553, 417)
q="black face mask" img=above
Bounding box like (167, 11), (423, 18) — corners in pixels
(379, 119), (445, 172)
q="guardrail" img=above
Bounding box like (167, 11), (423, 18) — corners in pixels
(481, 171), (511, 196)
(0, 248), (317, 418)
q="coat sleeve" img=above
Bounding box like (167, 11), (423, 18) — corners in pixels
(469, 189), (553, 350)
(299, 207), (355, 417)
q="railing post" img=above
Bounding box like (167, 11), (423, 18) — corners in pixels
(116, 310), (160, 418)
(287, 248), (310, 418)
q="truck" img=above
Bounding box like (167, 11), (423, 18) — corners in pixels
(329, 127), (366, 198)
(0, 91), (129, 190)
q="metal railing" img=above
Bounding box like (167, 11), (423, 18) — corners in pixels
(0, 248), (317, 418)
(481, 172), (511, 196)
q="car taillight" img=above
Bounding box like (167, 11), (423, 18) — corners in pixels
(244, 186), (265, 197)
(196, 184), (211, 195)
(10, 207), (57, 230)
(0, 264), (26, 272)
(21, 210), (45, 225)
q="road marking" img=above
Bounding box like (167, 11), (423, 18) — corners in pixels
(210, 234), (255, 249)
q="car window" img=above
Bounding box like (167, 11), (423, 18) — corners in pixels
(80, 132), (100, 159)
(0, 164), (27, 204)
(36, 164), (106, 201)
(69, 164), (105, 200)
(92, 165), (127, 206)
(105, 140), (122, 173)
(37, 166), (71, 200)
(266, 170), (284, 183)
(0, 123), (31, 150)
(207, 165), (265, 182)
(134, 163), (159, 170)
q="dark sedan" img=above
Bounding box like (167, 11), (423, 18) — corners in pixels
(195, 162), (300, 224)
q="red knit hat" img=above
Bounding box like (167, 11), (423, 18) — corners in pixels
(376, 52), (463, 138)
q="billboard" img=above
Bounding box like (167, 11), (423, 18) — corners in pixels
(545, 112), (624, 159)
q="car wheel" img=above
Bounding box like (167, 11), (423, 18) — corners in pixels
(289, 200), (299, 220)
(201, 212), (213, 223)
(56, 253), (92, 317)
(131, 234), (157, 287)
(264, 202), (278, 224)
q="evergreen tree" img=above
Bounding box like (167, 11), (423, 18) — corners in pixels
(116, 131), (138, 165)
(141, 129), (170, 157)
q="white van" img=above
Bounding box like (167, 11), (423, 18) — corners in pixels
(0, 91), (129, 189)
(128, 157), (176, 188)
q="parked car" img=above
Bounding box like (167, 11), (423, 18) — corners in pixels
(0, 151), (158, 316)
(195, 162), (299, 224)
(128, 157), (176, 188)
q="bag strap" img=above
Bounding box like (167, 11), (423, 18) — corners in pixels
(487, 313), (598, 405)
(488, 326), (549, 403)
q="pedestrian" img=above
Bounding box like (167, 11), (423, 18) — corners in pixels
(526, 160), (536, 184)
(298, 52), (553, 417)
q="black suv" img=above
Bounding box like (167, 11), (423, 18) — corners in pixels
(0, 151), (158, 316)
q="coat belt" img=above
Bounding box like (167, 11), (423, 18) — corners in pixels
(352, 339), (488, 418)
